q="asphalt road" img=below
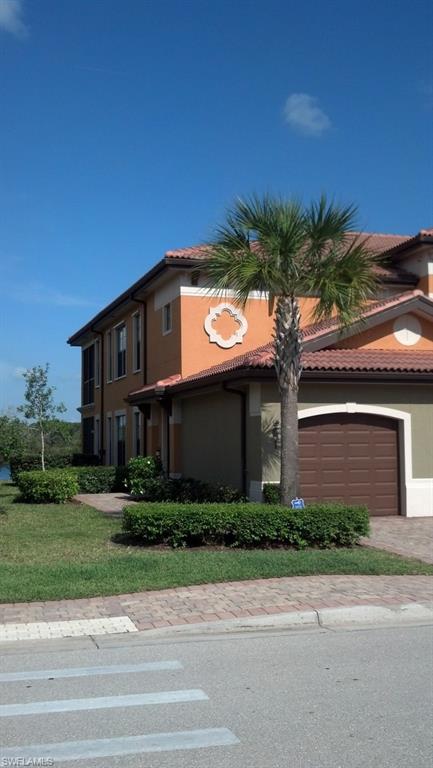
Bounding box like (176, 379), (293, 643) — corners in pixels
(0, 623), (432, 768)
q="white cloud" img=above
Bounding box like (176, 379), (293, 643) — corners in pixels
(284, 93), (331, 137)
(0, 0), (28, 38)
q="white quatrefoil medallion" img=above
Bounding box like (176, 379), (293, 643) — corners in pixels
(204, 303), (248, 349)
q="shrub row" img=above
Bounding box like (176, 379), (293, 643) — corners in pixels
(15, 465), (128, 503)
(127, 456), (243, 503)
(16, 470), (79, 504)
(74, 465), (127, 494)
(122, 502), (370, 548)
(10, 452), (100, 481)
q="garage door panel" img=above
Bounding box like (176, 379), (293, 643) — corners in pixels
(299, 414), (400, 515)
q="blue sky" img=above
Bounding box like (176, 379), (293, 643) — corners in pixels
(1, 0), (432, 419)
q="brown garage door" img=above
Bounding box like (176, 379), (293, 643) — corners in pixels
(299, 413), (400, 515)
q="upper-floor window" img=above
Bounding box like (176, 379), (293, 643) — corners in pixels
(82, 345), (95, 405)
(162, 303), (172, 335)
(106, 330), (113, 382)
(95, 339), (101, 388)
(132, 312), (141, 372)
(115, 323), (127, 378)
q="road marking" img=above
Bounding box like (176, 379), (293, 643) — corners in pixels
(0, 616), (137, 642)
(0, 728), (239, 761)
(0, 660), (183, 682)
(0, 689), (208, 717)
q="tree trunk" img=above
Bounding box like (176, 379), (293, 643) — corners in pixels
(274, 295), (302, 506)
(279, 383), (299, 505)
(40, 425), (45, 472)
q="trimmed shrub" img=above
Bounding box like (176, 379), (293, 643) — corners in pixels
(10, 452), (72, 481)
(122, 502), (369, 548)
(126, 455), (164, 498)
(74, 465), (128, 493)
(16, 469), (79, 504)
(263, 484), (281, 504)
(74, 466), (117, 493)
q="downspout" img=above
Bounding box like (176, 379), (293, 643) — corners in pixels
(223, 383), (247, 497)
(93, 329), (104, 464)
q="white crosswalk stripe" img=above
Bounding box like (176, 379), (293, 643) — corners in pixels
(0, 728), (240, 762)
(0, 659), (239, 762)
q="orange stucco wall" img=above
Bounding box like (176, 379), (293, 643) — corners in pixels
(334, 313), (433, 350)
(179, 294), (318, 378)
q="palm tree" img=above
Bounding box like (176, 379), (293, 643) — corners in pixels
(205, 195), (378, 506)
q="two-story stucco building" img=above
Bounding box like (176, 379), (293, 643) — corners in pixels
(68, 227), (433, 516)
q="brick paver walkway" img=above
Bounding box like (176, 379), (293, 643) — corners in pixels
(362, 517), (433, 564)
(0, 576), (431, 632)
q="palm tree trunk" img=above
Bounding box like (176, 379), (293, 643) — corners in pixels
(280, 383), (299, 505)
(274, 295), (302, 506)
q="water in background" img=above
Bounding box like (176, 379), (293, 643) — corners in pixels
(0, 465), (11, 481)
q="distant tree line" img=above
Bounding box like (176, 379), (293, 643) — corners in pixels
(0, 411), (80, 464)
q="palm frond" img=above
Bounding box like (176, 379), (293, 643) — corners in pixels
(304, 234), (379, 327)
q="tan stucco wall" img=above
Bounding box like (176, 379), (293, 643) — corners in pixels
(180, 390), (242, 489)
(260, 382), (433, 481)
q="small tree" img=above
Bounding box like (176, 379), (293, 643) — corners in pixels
(18, 364), (66, 471)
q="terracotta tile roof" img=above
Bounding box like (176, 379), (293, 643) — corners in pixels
(165, 234), (418, 285)
(129, 348), (433, 398)
(300, 289), (425, 341)
(165, 232), (412, 261)
(380, 227), (433, 258)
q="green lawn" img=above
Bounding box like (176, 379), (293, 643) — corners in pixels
(0, 482), (431, 603)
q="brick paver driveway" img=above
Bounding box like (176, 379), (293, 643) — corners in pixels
(362, 517), (433, 564)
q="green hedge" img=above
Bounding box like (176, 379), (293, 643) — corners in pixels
(16, 469), (79, 504)
(122, 502), (369, 548)
(74, 465), (127, 493)
(262, 484), (281, 504)
(10, 452), (72, 481)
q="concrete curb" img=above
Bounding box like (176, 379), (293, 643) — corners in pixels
(121, 602), (433, 640)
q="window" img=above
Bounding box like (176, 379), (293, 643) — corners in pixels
(106, 415), (113, 465)
(115, 323), (127, 378)
(82, 345), (95, 405)
(106, 330), (113, 382)
(82, 416), (94, 455)
(95, 339), (101, 388)
(133, 409), (141, 457)
(132, 312), (141, 372)
(94, 416), (100, 456)
(162, 303), (172, 334)
(115, 413), (126, 466)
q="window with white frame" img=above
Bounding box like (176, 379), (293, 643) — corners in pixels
(132, 312), (141, 372)
(162, 303), (172, 334)
(115, 323), (127, 378)
(133, 409), (141, 457)
(106, 330), (113, 382)
(115, 413), (126, 466)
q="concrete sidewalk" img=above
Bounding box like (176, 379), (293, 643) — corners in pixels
(0, 575), (431, 641)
